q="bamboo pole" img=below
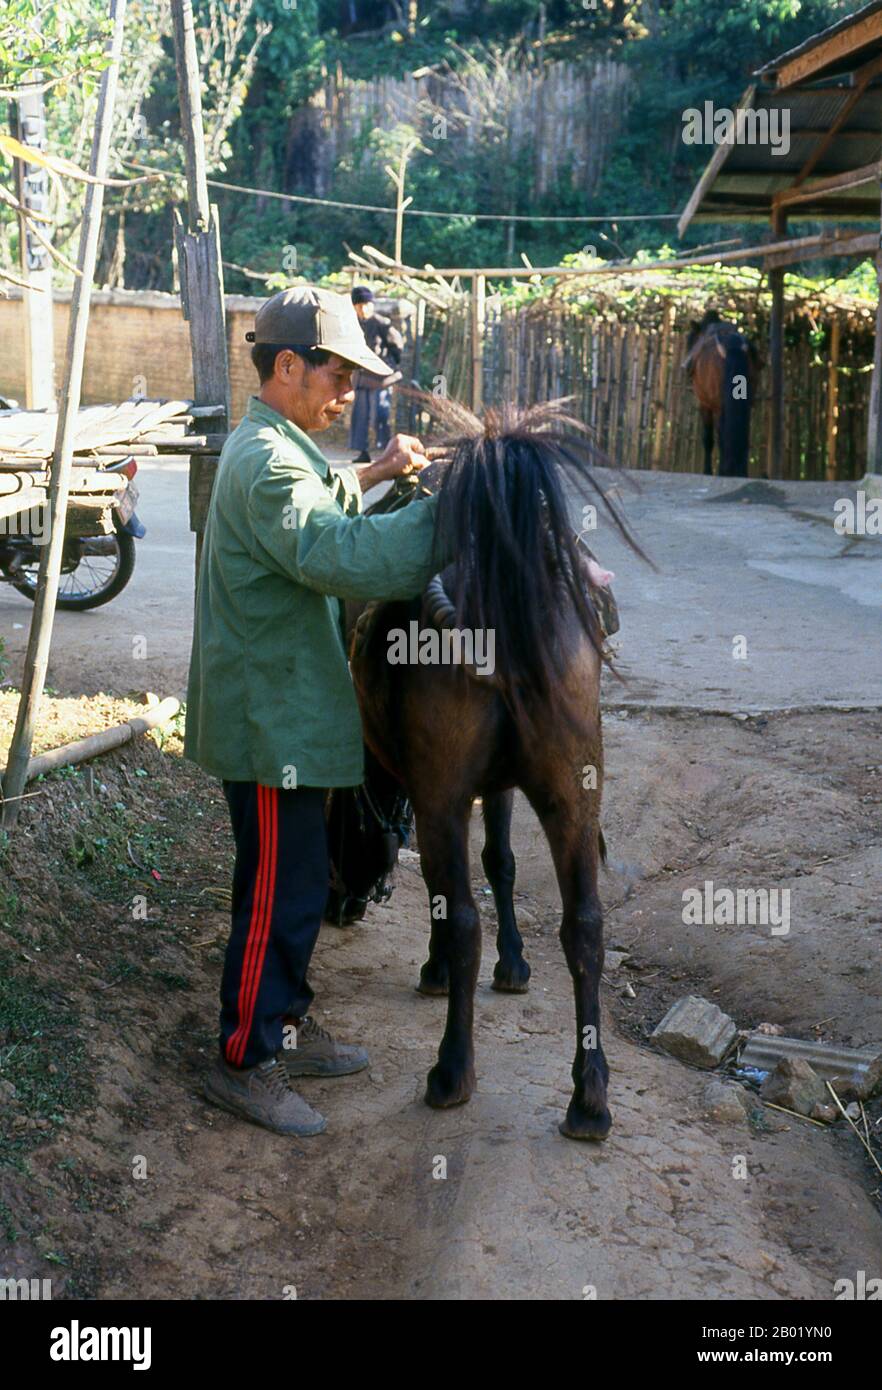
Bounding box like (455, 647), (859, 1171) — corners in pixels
(652, 302), (673, 468)
(826, 316), (841, 481)
(640, 330), (654, 469)
(471, 272), (486, 413)
(345, 230), (879, 281)
(1, 0), (127, 828)
(171, 0), (230, 581)
(768, 209), (787, 479)
(170, 0), (209, 232)
(0, 698), (181, 790)
(624, 325), (637, 468)
(867, 182), (882, 475)
(13, 55), (56, 409)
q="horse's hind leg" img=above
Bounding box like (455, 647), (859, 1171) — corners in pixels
(531, 794), (611, 1141)
(482, 791), (530, 993)
(417, 803), (479, 1107)
(701, 408), (715, 475)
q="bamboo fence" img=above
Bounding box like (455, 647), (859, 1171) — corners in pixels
(1, 282), (872, 480)
(400, 291), (875, 480)
(293, 57), (630, 201)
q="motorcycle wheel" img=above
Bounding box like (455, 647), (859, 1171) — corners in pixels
(11, 526), (137, 611)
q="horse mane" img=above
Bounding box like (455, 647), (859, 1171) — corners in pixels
(422, 397), (647, 734)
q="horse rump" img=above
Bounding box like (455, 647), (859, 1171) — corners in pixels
(719, 333), (752, 477)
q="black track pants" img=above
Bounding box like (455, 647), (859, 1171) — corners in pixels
(219, 781), (329, 1069)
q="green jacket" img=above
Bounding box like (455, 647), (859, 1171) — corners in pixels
(184, 396), (441, 788)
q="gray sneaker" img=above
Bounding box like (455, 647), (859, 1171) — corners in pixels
(280, 1015), (369, 1078)
(203, 1056), (327, 1136)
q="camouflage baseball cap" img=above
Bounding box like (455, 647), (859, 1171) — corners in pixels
(246, 285), (392, 376)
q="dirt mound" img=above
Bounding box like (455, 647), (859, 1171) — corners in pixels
(707, 480), (789, 508)
(0, 701), (880, 1298)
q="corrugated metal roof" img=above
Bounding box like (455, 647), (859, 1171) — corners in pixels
(679, 84), (882, 231)
(756, 1), (882, 81)
(682, 5), (882, 235)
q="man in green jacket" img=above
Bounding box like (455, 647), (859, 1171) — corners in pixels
(185, 286), (442, 1137)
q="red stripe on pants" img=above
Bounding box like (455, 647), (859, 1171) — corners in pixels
(226, 785), (279, 1066)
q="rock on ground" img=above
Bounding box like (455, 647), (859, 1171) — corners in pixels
(651, 995), (738, 1069)
(701, 1079), (756, 1125)
(760, 1057), (829, 1117)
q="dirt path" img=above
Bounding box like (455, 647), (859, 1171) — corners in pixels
(2, 705), (879, 1300)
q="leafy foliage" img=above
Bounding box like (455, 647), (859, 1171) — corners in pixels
(600, 0), (858, 238)
(0, 0), (110, 93)
(0, 0), (874, 291)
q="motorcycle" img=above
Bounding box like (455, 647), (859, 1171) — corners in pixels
(0, 456), (145, 611)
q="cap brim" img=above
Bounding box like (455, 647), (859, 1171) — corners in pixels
(325, 337), (394, 376)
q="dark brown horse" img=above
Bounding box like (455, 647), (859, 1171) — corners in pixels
(350, 401), (643, 1140)
(685, 309), (760, 477)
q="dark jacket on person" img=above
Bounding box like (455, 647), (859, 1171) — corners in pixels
(362, 311), (403, 368)
(354, 311), (404, 390)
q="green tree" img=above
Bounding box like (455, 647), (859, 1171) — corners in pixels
(0, 0), (109, 94)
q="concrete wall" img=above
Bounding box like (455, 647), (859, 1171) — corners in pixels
(0, 288), (271, 425)
(0, 288), (414, 453)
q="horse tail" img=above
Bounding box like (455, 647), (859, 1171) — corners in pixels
(719, 335), (752, 477)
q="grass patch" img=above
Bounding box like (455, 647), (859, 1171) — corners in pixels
(62, 797), (177, 902)
(0, 832), (20, 928)
(0, 951), (93, 1170)
(0, 883), (22, 926)
(0, 1199), (18, 1242)
(154, 971), (192, 992)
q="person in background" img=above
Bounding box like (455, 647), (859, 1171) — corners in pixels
(349, 286), (404, 464)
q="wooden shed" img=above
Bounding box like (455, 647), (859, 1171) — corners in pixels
(678, 0), (882, 477)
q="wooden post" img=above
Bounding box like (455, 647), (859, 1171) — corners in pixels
(652, 302), (673, 468)
(471, 272), (486, 413)
(534, 3), (546, 197)
(767, 210), (787, 479)
(866, 193), (882, 474)
(825, 315), (841, 482)
(11, 69), (55, 407)
(1, 0), (127, 827)
(411, 296), (425, 429)
(170, 0), (231, 578)
(868, 289), (882, 474)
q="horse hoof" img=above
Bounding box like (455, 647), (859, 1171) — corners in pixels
(425, 1064), (475, 1109)
(416, 970), (448, 997)
(558, 1102), (612, 1142)
(491, 960), (531, 993)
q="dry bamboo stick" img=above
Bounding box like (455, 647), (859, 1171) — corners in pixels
(825, 317), (841, 481)
(652, 303), (673, 468)
(0, 696), (181, 789)
(91, 444), (159, 457)
(825, 1083), (882, 1178)
(344, 230), (877, 280)
(0, 0), (128, 831)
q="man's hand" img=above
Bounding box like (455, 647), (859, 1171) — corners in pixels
(356, 434), (426, 491)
